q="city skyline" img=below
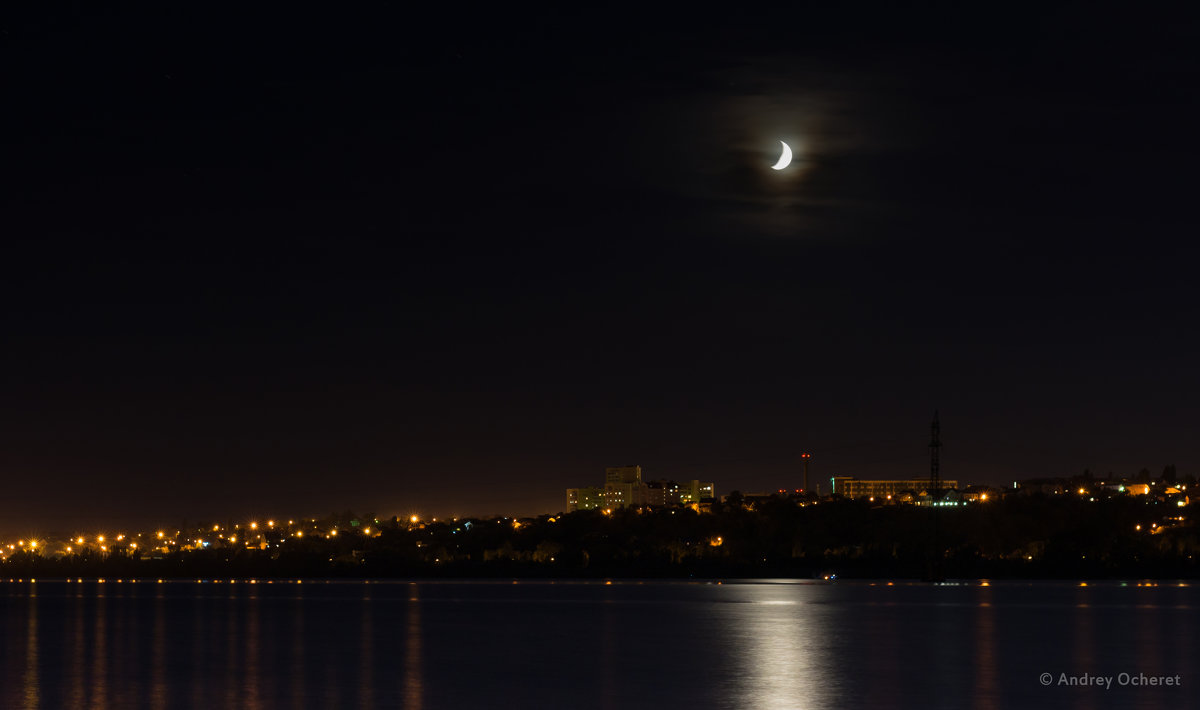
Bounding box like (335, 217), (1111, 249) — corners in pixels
(0, 455), (1187, 539)
(2, 464), (1188, 559)
(3, 6), (1198, 532)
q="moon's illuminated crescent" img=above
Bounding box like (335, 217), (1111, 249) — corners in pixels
(770, 141), (793, 170)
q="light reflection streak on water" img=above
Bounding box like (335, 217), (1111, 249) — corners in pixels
(226, 586), (240, 709)
(2, 579), (1197, 709)
(932, 589), (965, 704)
(716, 585), (834, 710)
(246, 586), (262, 710)
(291, 583), (306, 710)
(116, 581), (133, 704)
(190, 586), (207, 709)
(151, 584), (166, 710)
(24, 583), (38, 710)
(359, 583), (374, 709)
(70, 587), (86, 708)
(1072, 583), (1095, 710)
(1174, 585), (1197, 694)
(973, 585), (998, 710)
(1137, 589), (1164, 697)
(863, 588), (901, 708)
(405, 583), (423, 710)
(601, 592), (618, 710)
(93, 583), (109, 710)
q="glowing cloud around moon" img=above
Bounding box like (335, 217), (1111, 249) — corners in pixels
(770, 141), (793, 170)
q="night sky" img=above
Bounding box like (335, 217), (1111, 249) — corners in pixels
(3, 5), (1198, 533)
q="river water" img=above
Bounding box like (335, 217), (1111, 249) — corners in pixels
(0, 579), (1195, 709)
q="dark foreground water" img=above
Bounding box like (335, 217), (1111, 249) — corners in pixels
(0, 578), (1195, 709)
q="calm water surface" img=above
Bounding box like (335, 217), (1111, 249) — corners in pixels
(1, 579), (1195, 709)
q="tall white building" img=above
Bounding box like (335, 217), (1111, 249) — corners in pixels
(604, 465), (647, 509)
(565, 466), (716, 512)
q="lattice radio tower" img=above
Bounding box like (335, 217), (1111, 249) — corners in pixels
(926, 410), (944, 582)
(930, 411), (941, 496)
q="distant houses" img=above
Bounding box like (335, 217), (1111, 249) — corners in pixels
(566, 467), (1194, 515)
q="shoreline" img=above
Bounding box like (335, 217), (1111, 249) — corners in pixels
(1, 575), (1196, 585)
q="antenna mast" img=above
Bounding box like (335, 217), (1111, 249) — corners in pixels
(930, 411), (941, 497)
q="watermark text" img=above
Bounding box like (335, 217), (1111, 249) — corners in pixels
(1040, 672), (1182, 689)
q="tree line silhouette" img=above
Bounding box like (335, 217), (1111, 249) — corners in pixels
(3, 490), (1197, 579)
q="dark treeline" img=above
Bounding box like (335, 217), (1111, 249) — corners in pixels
(4, 495), (1198, 580)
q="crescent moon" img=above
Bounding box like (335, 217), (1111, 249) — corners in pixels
(770, 141), (793, 170)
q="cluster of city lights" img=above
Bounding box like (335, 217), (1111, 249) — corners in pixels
(0, 514), (434, 562)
